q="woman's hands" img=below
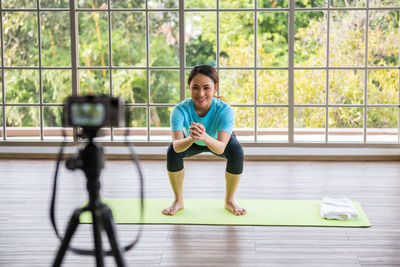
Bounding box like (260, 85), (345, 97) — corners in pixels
(189, 122), (208, 142)
(188, 122), (230, 155)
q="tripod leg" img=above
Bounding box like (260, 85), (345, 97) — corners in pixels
(53, 208), (82, 267)
(102, 205), (126, 267)
(92, 208), (105, 267)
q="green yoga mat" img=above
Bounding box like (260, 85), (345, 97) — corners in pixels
(79, 198), (371, 227)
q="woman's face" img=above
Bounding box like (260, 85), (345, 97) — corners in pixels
(189, 73), (217, 111)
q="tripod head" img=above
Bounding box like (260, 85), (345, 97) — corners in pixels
(65, 128), (104, 174)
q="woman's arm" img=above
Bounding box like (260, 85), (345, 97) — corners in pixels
(171, 130), (194, 153)
(189, 122), (230, 155)
(203, 131), (231, 155)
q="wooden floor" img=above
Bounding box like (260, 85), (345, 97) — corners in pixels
(1, 159), (400, 266)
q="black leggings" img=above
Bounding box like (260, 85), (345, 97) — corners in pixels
(167, 134), (244, 175)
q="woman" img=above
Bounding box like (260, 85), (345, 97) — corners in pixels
(162, 65), (246, 216)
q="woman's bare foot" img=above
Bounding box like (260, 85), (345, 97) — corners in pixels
(162, 200), (184, 215)
(225, 200), (247, 216)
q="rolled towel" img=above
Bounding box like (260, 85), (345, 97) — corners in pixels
(320, 197), (360, 220)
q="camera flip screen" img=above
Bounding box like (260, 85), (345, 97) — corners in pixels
(70, 102), (106, 127)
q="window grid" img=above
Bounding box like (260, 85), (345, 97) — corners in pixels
(254, 1), (258, 142)
(325, 1), (330, 143)
(1, 1), (4, 141)
(107, 0), (114, 141)
(181, 2), (400, 144)
(146, 0), (151, 142)
(37, 0), (43, 140)
(0, 3), (74, 141)
(363, 0), (369, 143)
(69, 0), (79, 142)
(288, 0), (295, 143)
(0, 1), (398, 145)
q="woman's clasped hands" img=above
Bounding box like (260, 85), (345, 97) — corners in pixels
(189, 122), (207, 141)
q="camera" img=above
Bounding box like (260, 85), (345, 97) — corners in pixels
(63, 95), (125, 129)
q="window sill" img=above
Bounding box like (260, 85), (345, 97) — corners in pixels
(1, 145), (400, 161)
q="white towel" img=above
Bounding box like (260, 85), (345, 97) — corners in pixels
(320, 197), (360, 220)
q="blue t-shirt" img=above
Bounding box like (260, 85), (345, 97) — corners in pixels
(170, 97), (234, 146)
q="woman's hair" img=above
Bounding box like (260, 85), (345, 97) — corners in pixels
(188, 65), (219, 86)
(188, 65), (227, 102)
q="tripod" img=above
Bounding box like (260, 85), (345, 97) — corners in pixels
(53, 133), (126, 267)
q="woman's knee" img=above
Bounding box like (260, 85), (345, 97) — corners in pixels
(167, 143), (178, 158)
(167, 143), (184, 172)
(224, 136), (244, 160)
(224, 136), (244, 174)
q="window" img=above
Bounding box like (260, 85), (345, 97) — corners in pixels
(1, 0), (399, 144)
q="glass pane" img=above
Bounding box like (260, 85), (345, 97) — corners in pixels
(294, 107), (325, 142)
(5, 70), (39, 103)
(43, 106), (73, 141)
(330, 11), (365, 67)
(257, 107), (287, 142)
(43, 106), (62, 127)
(6, 106), (40, 140)
(4, 12), (38, 66)
(3, 0), (36, 8)
(79, 12), (109, 67)
(185, 12), (217, 67)
(185, 0), (216, 8)
(111, 0), (145, 8)
(368, 11), (399, 67)
(257, 70), (288, 104)
(219, 70), (253, 105)
(367, 108), (398, 142)
(185, 69), (191, 98)
(259, 0), (288, 8)
(40, 0), (69, 8)
(114, 106), (147, 141)
(150, 70), (179, 104)
(113, 69), (147, 104)
(0, 73), (2, 104)
(329, 70), (364, 104)
(41, 12), (71, 67)
(0, 108), (3, 138)
(149, 12), (179, 67)
(43, 69), (72, 103)
(295, 12), (327, 67)
(258, 12), (288, 67)
(295, 0), (326, 7)
(148, 0), (178, 8)
(126, 106), (147, 128)
(79, 69), (110, 95)
(150, 106), (173, 141)
(220, 0), (253, 8)
(220, 12), (254, 67)
(112, 12), (146, 67)
(233, 107), (254, 142)
(328, 107), (363, 142)
(294, 70), (325, 104)
(368, 70), (398, 105)
(370, 0), (400, 6)
(78, 0), (108, 8)
(331, 0), (365, 7)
